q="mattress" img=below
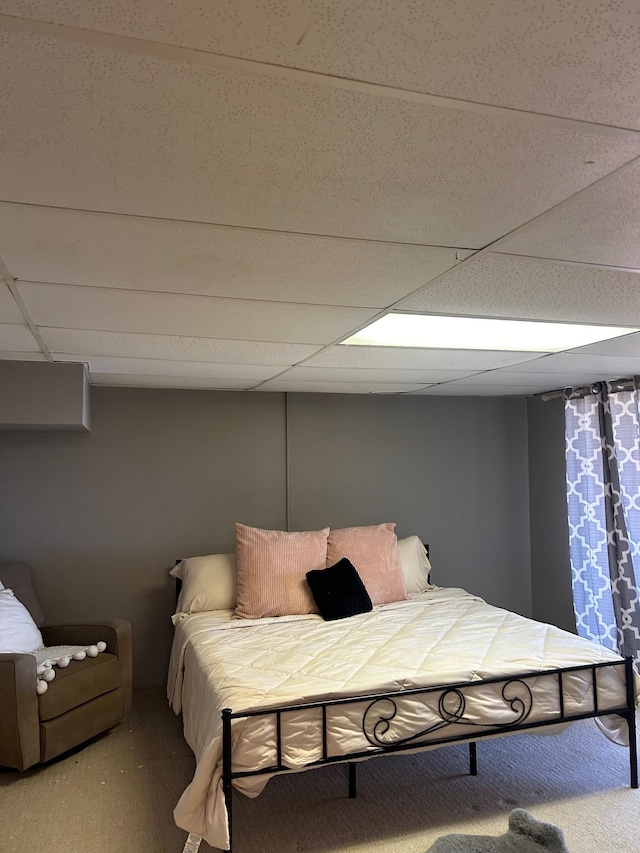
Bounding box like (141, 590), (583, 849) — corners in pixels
(167, 587), (636, 849)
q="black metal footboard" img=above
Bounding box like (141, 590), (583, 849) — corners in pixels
(220, 657), (638, 852)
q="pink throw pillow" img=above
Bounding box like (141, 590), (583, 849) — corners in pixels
(326, 523), (407, 606)
(234, 523), (330, 619)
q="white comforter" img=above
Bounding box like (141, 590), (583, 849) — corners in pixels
(167, 588), (636, 850)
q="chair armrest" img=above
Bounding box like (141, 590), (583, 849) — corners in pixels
(0, 653), (40, 770)
(41, 620), (133, 714)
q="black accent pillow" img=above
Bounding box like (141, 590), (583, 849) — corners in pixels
(306, 558), (373, 621)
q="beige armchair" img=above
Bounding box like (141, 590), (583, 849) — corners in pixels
(0, 562), (132, 770)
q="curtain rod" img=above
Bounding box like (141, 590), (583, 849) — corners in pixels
(539, 377), (636, 402)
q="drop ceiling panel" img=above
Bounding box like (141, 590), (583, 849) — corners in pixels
(258, 380), (427, 394)
(2, 1), (639, 128)
(268, 365), (478, 383)
(412, 384), (533, 396)
(2, 32), (640, 248)
(40, 328), (321, 365)
(445, 370), (602, 388)
(398, 253), (640, 325)
(305, 345), (542, 370)
(505, 352), (640, 377)
(51, 354), (282, 382)
(0, 322), (40, 351)
(0, 204), (461, 307)
(569, 332), (640, 358)
(89, 373), (259, 390)
(0, 281), (26, 323)
(18, 282), (376, 343)
(497, 161), (640, 268)
(0, 351), (47, 361)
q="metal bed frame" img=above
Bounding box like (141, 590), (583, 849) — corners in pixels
(216, 657), (637, 853)
(173, 560), (638, 853)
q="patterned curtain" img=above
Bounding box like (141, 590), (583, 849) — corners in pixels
(565, 380), (640, 660)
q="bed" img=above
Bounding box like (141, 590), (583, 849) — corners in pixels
(166, 525), (639, 853)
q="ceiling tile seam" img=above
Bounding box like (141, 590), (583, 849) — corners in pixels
(32, 325), (328, 349)
(0, 255), (52, 362)
(49, 353), (298, 369)
(489, 153), (640, 255)
(252, 153), (640, 388)
(1, 13), (640, 140)
(489, 251), (640, 275)
(0, 199), (479, 252)
(236, 369), (491, 383)
(82, 368), (283, 381)
(15, 279), (384, 311)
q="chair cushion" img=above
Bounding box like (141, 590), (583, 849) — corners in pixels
(38, 653), (121, 722)
(40, 688), (125, 763)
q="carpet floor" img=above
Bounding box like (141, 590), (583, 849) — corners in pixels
(1, 689), (638, 853)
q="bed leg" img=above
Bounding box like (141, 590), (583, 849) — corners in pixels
(630, 718), (638, 790)
(624, 657), (638, 789)
(222, 708), (234, 852)
(469, 741), (477, 776)
(348, 762), (357, 798)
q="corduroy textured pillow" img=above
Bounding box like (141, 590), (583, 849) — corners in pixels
(234, 523), (330, 619)
(326, 523), (407, 605)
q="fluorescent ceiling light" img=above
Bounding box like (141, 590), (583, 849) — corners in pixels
(342, 314), (639, 353)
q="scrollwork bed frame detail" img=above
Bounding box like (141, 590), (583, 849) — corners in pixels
(362, 677), (533, 748)
(219, 657), (638, 853)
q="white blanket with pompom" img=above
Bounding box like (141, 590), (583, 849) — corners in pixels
(32, 642), (106, 693)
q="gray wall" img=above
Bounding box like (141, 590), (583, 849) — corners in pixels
(0, 388), (287, 686)
(288, 394), (531, 613)
(0, 387), (532, 687)
(526, 395), (575, 632)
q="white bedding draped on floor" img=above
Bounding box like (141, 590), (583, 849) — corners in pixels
(167, 588), (637, 850)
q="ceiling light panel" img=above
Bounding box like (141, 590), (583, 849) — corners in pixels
(4, 0), (639, 127)
(2, 31), (639, 248)
(397, 253), (640, 326)
(343, 314), (638, 353)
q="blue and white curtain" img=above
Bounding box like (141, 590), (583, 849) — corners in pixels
(565, 380), (640, 661)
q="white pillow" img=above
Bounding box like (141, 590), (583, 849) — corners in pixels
(0, 588), (44, 653)
(171, 553), (237, 616)
(397, 536), (433, 593)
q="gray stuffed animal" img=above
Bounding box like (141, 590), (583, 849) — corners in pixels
(425, 809), (569, 853)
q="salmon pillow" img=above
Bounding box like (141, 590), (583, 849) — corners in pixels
(326, 523), (407, 606)
(234, 523), (330, 619)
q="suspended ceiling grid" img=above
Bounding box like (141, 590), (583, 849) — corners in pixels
(1, 1), (640, 396)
